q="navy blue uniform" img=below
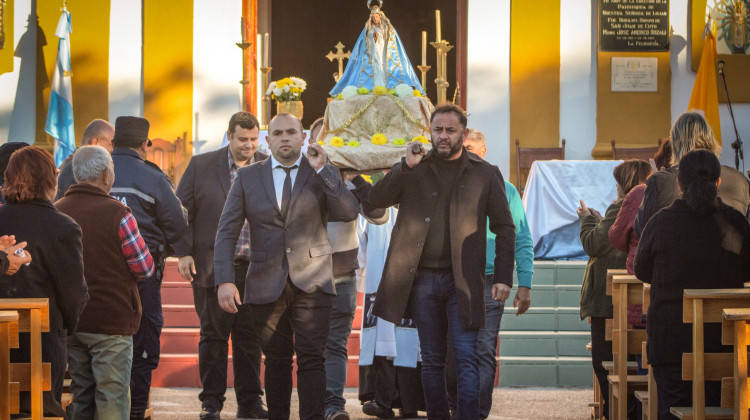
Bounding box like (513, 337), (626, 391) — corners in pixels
(110, 147), (188, 411)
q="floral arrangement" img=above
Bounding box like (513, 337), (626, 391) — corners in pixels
(371, 133), (388, 145)
(413, 135), (429, 144)
(266, 77), (307, 102)
(326, 136), (361, 148)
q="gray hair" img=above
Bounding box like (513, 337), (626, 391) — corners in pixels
(466, 129), (486, 146)
(82, 119), (114, 146)
(73, 145), (113, 182)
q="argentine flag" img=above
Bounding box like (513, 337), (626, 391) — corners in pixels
(45, 11), (75, 167)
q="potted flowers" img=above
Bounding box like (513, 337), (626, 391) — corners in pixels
(266, 76), (307, 120)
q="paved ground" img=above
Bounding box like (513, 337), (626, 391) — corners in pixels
(151, 387), (593, 419)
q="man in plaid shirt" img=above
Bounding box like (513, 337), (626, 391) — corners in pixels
(56, 145), (154, 419)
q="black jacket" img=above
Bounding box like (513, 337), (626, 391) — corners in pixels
(0, 200), (89, 332)
(634, 199), (750, 365)
(110, 148), (188, 256)
(173, 147), (268, 288)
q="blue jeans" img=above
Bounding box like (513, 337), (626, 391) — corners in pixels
(410, 270), (480, 420)
(446, 274), (503, 419)
(324, 276), (357, 414)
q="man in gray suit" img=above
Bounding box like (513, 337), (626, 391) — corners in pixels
(174, 112), (268, 419)
(214, 113), (359, 420)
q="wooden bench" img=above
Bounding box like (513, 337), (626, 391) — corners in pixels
(1, 310), (19, 419)
(0, 298), (61, 420)
(669, 289), (750, 420)
(609, 274), (648, 420)
(720, 308), (750, 420)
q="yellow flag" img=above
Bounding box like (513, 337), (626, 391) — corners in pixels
(687, 31), (722, 144)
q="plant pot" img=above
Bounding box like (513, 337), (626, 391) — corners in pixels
(276, 100), (304, 120)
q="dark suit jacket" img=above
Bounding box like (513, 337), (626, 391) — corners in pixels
(173, 147), (268, 288)
(369, 150), (516, 330)
(214, 156), (359, 304)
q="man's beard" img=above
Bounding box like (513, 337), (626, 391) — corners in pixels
(432, 139), (462, 159)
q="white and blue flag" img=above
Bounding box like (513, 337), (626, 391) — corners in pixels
(45, 10), (74, 167)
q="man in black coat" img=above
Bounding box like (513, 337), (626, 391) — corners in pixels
(369, 104), (516, 419)
(174, 112), (268, 419)
(109, 116), (189, 419)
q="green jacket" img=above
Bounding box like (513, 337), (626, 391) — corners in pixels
(579, 199), (626, 319)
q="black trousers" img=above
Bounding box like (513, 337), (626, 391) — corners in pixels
(590, 316), (613, 417)
(250, 279), (333, 420)
(652, 362), (721, 420)
(359, 357), (425, 414)
(193, 261), (263, 409)
(131, 273), (163, 410)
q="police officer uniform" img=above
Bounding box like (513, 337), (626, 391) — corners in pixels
(109, 116), (188, 419)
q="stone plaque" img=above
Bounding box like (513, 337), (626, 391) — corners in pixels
(611, 57), (658, 92)
(599, 0), (669, 52)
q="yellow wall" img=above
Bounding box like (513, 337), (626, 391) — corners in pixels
(143, 0), (193, 151)
(509, 0), (561, 186)
(36, 0), (110, 149)
(0, 0), (14, 75)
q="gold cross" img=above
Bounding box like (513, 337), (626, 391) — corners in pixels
(326, 41), (351, 82)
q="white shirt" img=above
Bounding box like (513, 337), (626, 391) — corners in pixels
(270, 154), (303, 209)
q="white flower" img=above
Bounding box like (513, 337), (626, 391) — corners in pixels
(283, 85), (290, 92)
(395, 84), (413, 98)
(290, 77), (307, 90)
(341, 86), (358, 100)
(265, 81), (277, 96)
(273, 87), (283, 97)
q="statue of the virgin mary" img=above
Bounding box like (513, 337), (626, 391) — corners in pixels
(329, 0), (424, 96)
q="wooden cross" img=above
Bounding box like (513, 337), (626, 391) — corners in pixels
(326, 41), (351, 82)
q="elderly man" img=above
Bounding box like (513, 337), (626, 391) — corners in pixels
(56, 145), (154, 419)
(369, 104), (516, 419)
(214, 113), (359, 420)
(56, 119), (115, 200)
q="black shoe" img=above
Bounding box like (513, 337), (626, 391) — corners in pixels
(325, 409), (350, 420)
(237, 398), (269, 419)
(200, 403), (221, 420)
(363, 401), (395, 419)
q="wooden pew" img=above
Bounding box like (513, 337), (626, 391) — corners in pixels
(0, 298), (58, 420)
(669, 289), (750, 420)
(721, 308), (750, 420)
(609, 274), (648, 420)
(1, 310), (19, 419)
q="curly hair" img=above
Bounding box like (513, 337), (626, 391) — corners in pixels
(2, 146), (58, 203)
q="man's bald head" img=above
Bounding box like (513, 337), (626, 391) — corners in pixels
(269, 113), (304, 132)
(82, 119), (115, 152)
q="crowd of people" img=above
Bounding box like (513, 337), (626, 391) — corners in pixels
(578, 111), (750, 420)
(0, 106), (748, 420)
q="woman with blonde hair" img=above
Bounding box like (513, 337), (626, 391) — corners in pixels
(634, 112), (749, 235)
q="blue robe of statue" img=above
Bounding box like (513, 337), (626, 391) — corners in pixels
(330, 16), (424, 96)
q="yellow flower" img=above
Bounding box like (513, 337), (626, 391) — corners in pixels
(357, 87), (370, 95)
(413, 135), (429, 144)
(330, 137), (345, 147)
(337, 94), (343, 100)
(317, 140), (325, 145)
(392, 138), (406, 146)
(373, 86), (388, 95)
(413, 90), (423, 97)
(371, 133), (388, 145)
(346, 140), (361, 147)
(360, 174), (373, 184)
